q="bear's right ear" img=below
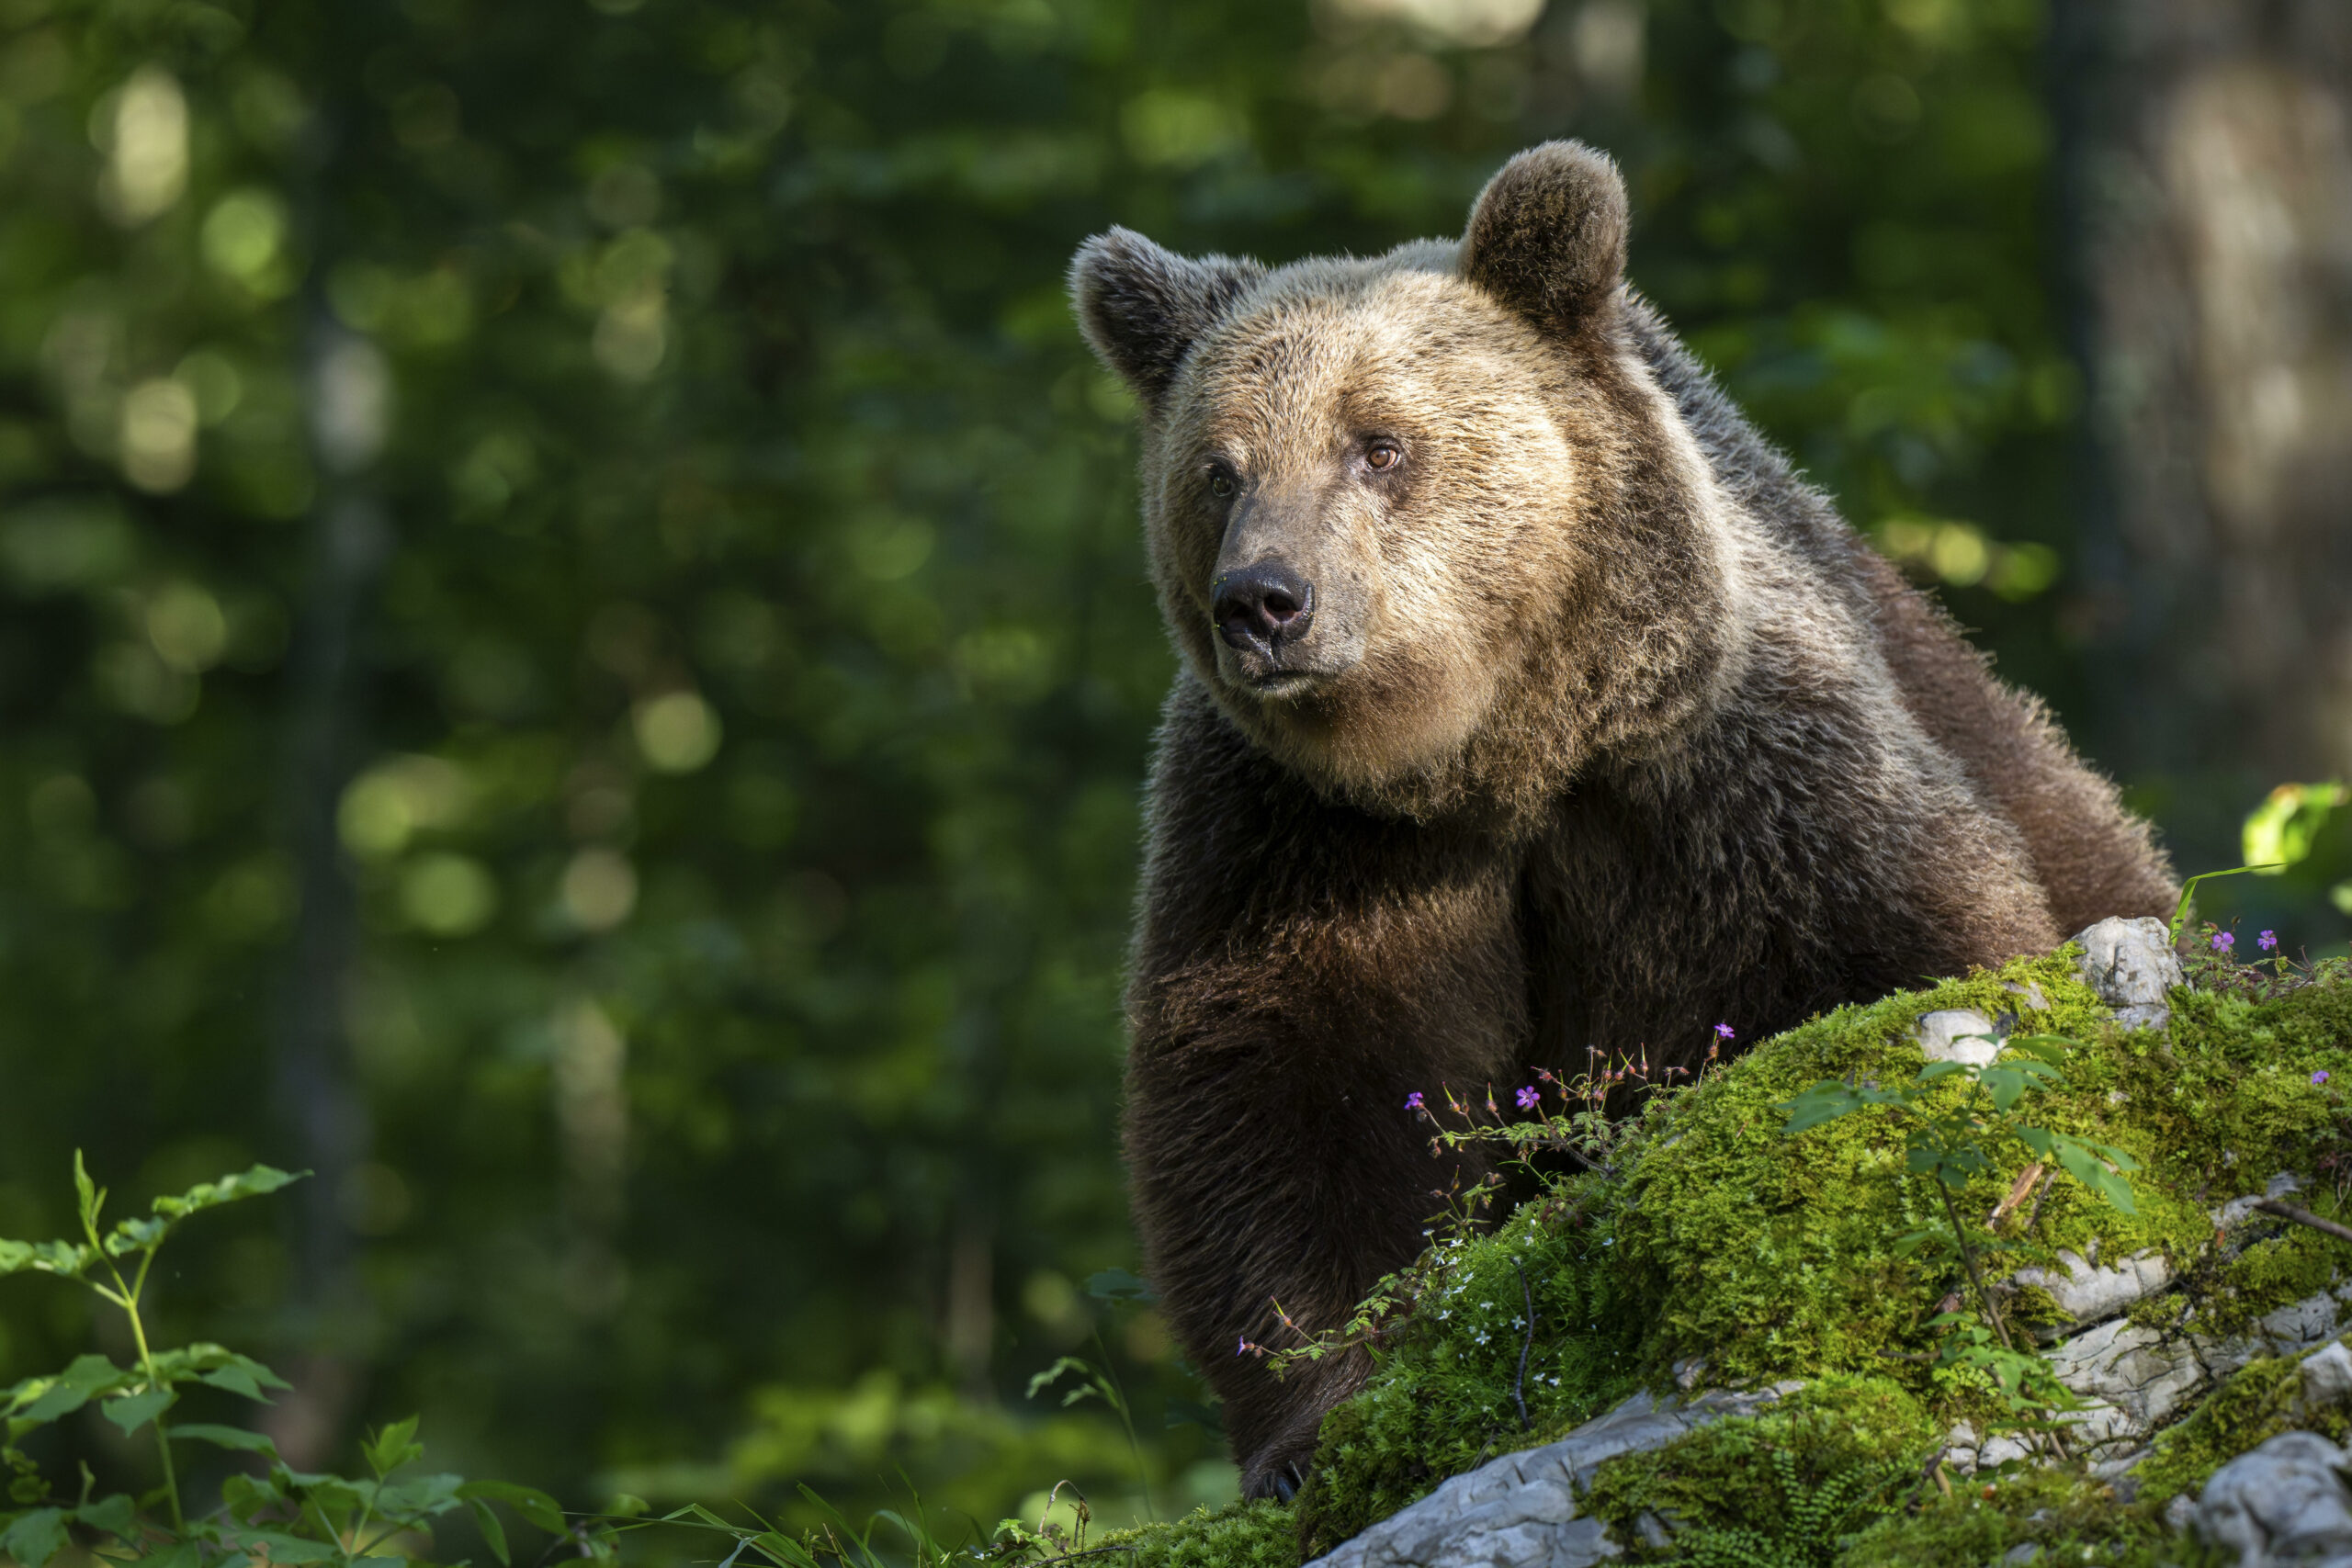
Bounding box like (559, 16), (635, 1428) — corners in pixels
(1459, 141), (1629, 339)
(1069, 228), (1264, 413)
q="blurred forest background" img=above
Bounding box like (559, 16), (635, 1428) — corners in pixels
(1, 0), (2348, 1545)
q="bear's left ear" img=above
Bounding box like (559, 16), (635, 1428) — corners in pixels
(1460, 141), (1629, 338)
(1069, 228), (1264, 413)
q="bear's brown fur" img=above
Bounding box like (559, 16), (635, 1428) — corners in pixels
(1069, 141), (2176, 1500)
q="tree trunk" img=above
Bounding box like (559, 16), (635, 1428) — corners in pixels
(2057, 0), (2352, 864)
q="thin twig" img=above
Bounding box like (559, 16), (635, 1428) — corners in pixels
(1511, 1262), (1535, 1431)
(2256, 1199), (2352, 1246)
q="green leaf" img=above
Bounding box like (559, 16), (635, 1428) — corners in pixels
(174, 1423), (280, 1457)
(1023, 1355), (1099, 1403)
(376, 1472), (464, 1518)
(13, 1355), (131, 1425)
(1777, 1083), (1869, 1134)
(2052, 1140), (2138, 1215)
(148, 1166), (307, 1221)
(198, 1354), (291, 1403)
(456, 1481), (566, 1536)
(74, 1492), (140, 1540)
(105, 1217), (167, 1257)
(138, 1540), (207, 1568)
(73, 1153), (103, 1235)
(0, 1238), (97, 1282)
(1, 1507), (68, 1568)
(221, 1470), (289, 1521)
(102, 1387), (176, 1438)
(2001, 1034), (2075, 1066)
(363, 1416), (424, 1478)
(469, 1497), (513, 1565)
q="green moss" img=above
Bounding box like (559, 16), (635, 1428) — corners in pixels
(2133, 1348), (2352, 1506)
(1834, 1468), (2192, 1568)
(1577, 1377), (1936, 1563)
(1280, 953), (2352, 1563)
(1092, 1502), (1299, 1568)
(1291, 1184), (1645, 1557)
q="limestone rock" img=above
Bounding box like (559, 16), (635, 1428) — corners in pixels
(1305, 1385), (1802, 1568)
(2073, 917), (2185, 1031)
(1916, 1010), (2000, 1066)
(2010, 1248), (2174, 1330)
(2194, 1431), (2352, 1566)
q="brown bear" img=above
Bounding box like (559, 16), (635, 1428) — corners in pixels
(1068, 141), (2176, 1501)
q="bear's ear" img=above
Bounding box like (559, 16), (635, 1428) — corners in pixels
(1459, 141), (1629, 338)
(1069, 228), (1264, 412)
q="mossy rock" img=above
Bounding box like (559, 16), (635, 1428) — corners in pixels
(1280, 950), (2352, 1561)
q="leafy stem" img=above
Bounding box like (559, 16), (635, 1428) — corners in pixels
(71, 1154), (182, 1532)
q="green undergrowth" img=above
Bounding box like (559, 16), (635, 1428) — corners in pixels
(1091, 1501), (1297, 1568)
(1835, 1466), (2192, 1568)
(1275, 949), (2352, 1560)
(1576, 1377), (1937, 1564)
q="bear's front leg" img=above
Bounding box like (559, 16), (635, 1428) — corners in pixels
(1124, 693), (1528, 1500)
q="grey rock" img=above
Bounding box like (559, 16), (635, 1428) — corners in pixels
(2195, 1431), (2352, 1565)
(2304, 1343), (2352, 1410)
(2001, 1545), (2042, 1566)
(2168, 1494), (2199, 1533)
(2074, 917), (2185, 1031)
(1978, 1435), (2035, 1469)
(2010, 1248), (2173, 1329)
(1306, 1385), (1802, 1568)
(2048, 1283), (2352, 1458)
(1917, 1009), (2000, 1066)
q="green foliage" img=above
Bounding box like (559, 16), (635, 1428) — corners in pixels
(1778, 1028), (2137, 1423)
(1, 1156), (577, 1568)
(1835, 1467), (2185, 1568)
(1092, 1501), (1297, 1568)
(1577, 1379), (1936, 1566)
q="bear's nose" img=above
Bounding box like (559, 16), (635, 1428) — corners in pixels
(1213, 564), (1316, 654)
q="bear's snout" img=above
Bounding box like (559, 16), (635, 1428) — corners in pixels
(1212, 563), (1316, 660)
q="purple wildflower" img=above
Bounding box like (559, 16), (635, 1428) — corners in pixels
(1404, 1091), (1425, 1112)
(1713, 1023), (1736, 1042)
(2212, 931), (2235, 954)
(1515, 1085), (1540, 1111)
(2315, 1071), (2332, 1088)
(2260, 931), (2278, 953)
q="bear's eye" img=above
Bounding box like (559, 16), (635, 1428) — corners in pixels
(1208, 468), (1236, 499)
(1364, 441), (1401, 472)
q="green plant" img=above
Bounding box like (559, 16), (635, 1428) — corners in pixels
(1776, 1032), (2138, 1427)
(1, 1154), (583, 1568)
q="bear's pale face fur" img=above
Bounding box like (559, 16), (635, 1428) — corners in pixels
(1082, 165), (1747, 828)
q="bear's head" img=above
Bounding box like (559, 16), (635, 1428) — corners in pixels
(1070, 141), (1748, 825)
